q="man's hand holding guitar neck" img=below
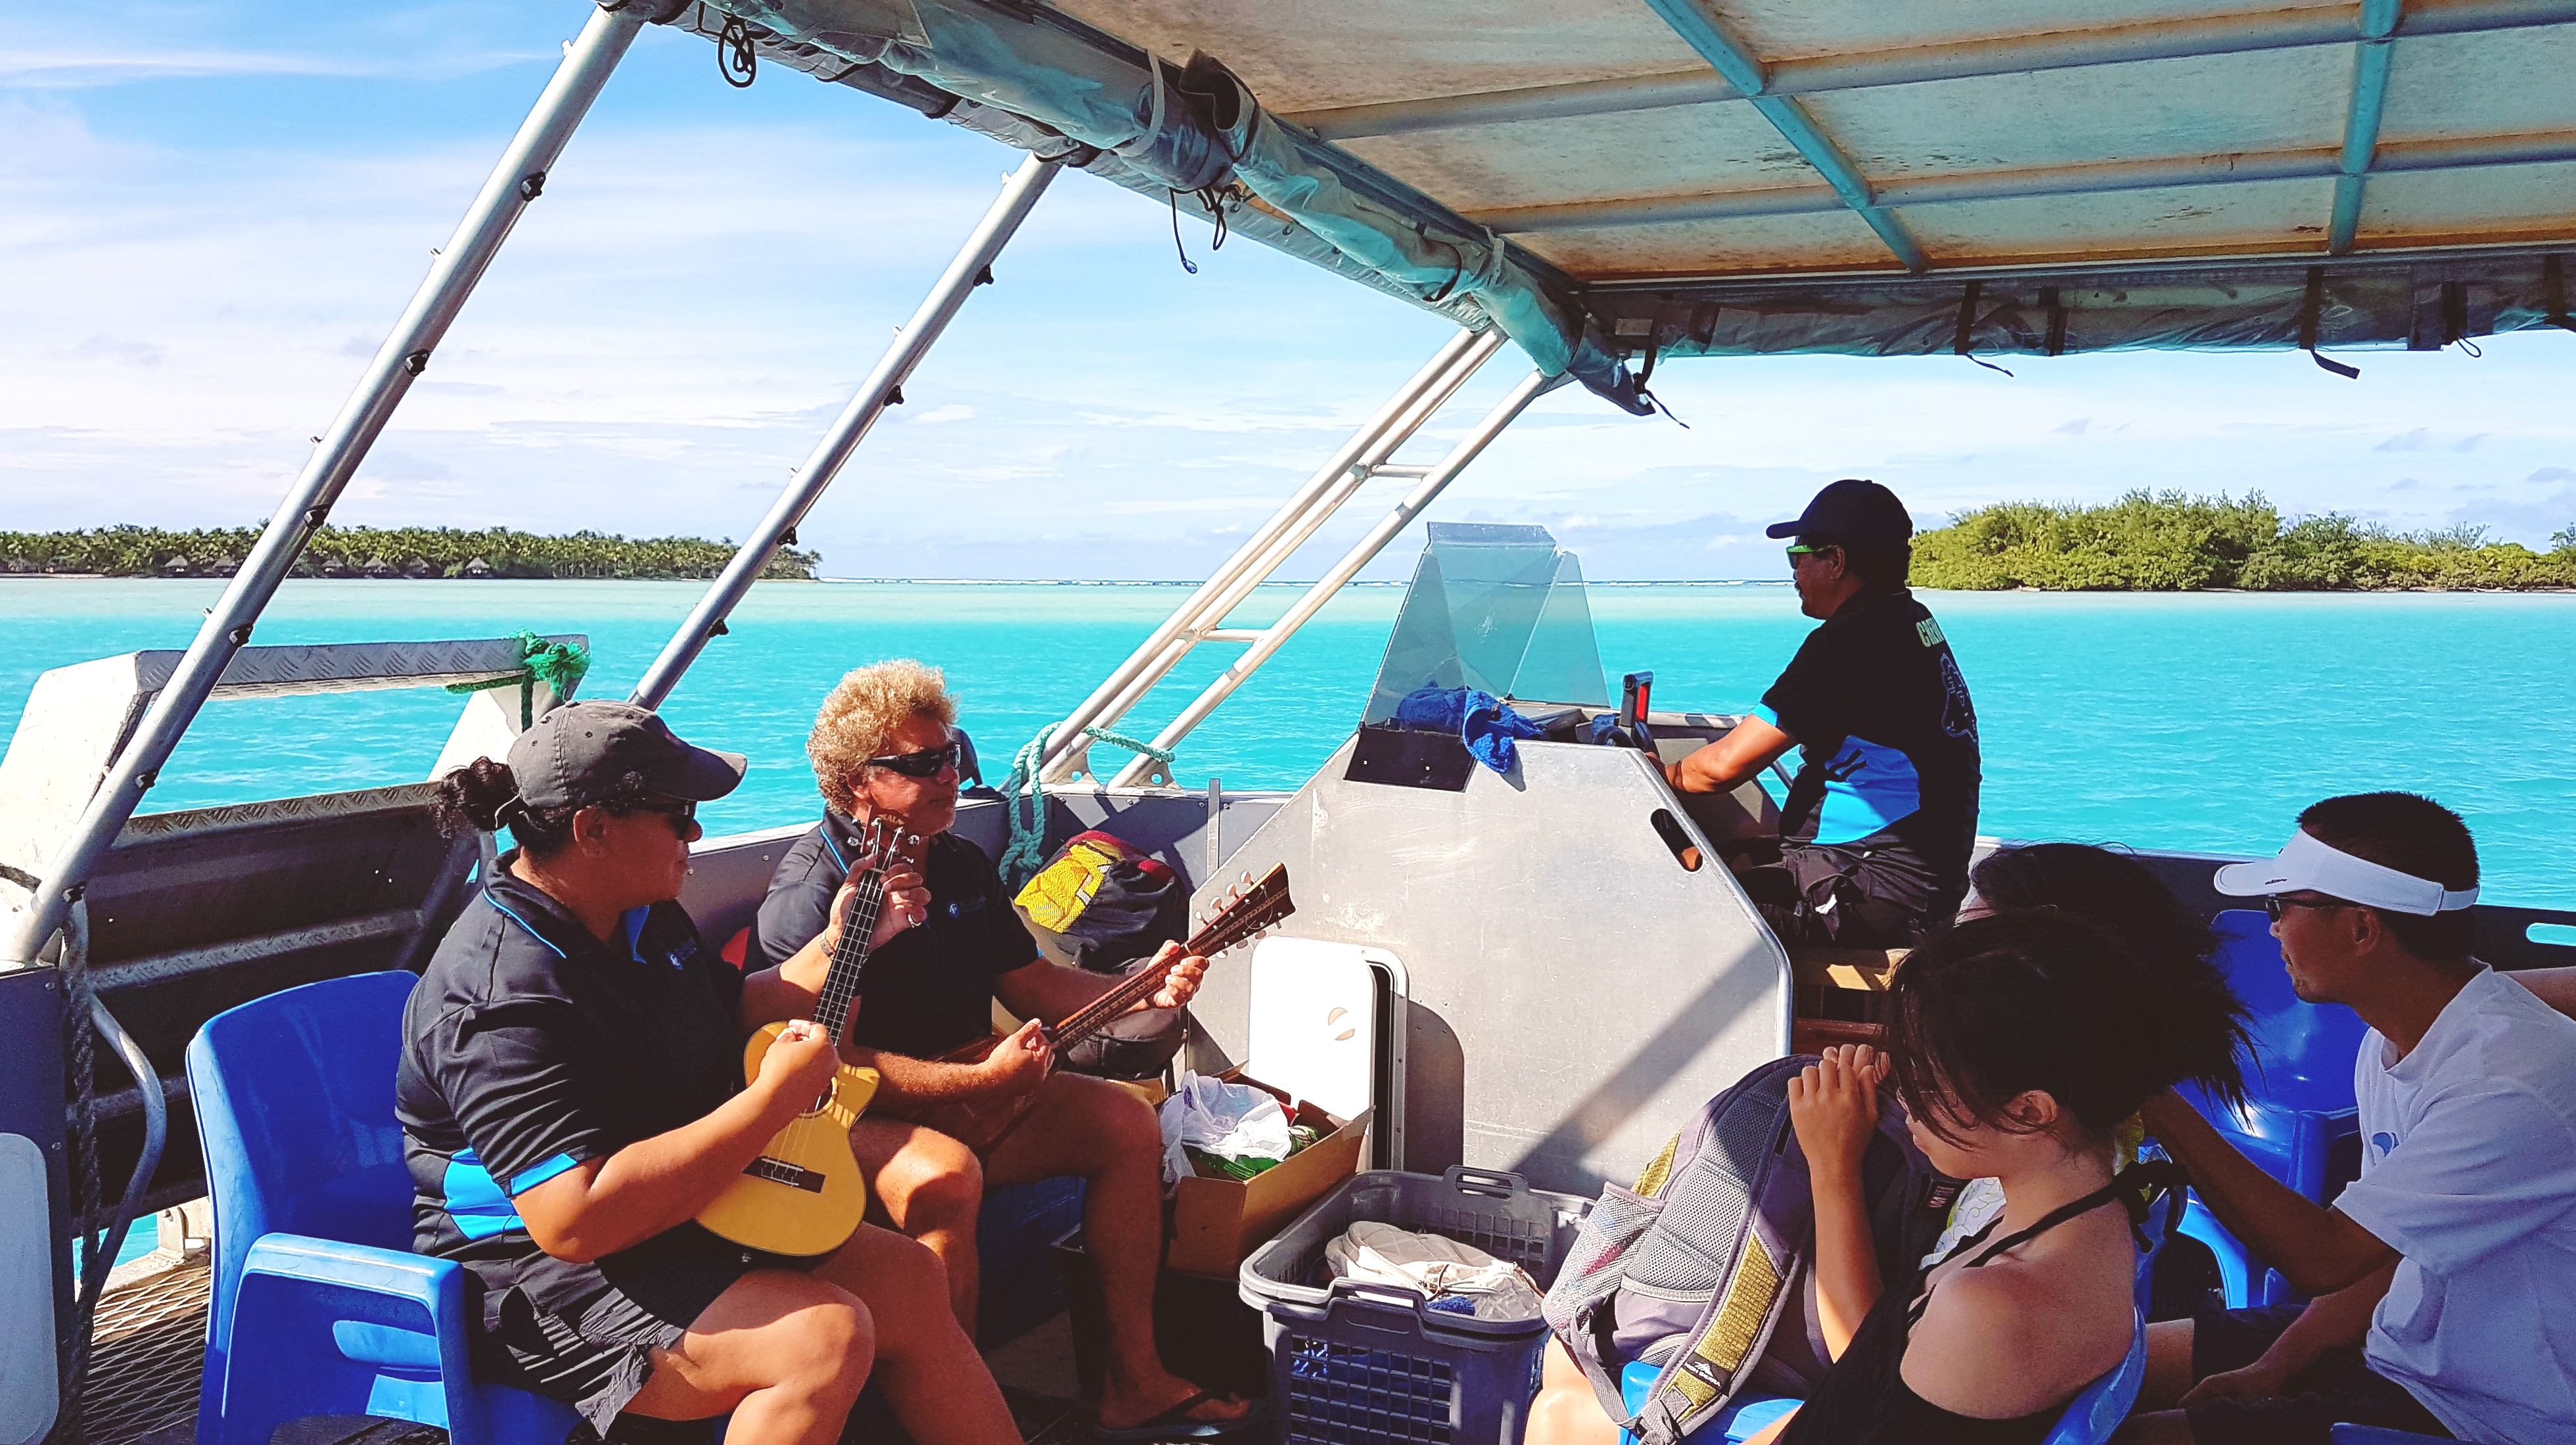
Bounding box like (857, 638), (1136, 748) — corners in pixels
(745, 869), (1209, 1109)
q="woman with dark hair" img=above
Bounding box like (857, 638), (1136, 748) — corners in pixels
(1753, 909), (2249, 1444)
(1527, 885), (2250, 1445)
(398, 701), (1021, 1445)
(1916, 842), (2235, 1262)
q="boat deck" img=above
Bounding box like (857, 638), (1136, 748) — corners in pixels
(85, 1252), (1118, 1445)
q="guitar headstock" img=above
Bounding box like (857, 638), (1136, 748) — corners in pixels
(1187, 863), (1295, 958)
(858, 814), (927, 873)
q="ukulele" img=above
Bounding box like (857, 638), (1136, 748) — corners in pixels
(696, 816), (922, 1258)
(902, 863), (1296, 1155)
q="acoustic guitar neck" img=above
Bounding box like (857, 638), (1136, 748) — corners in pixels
(1040, 862), (1295, 1057)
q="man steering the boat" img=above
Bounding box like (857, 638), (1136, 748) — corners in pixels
(1664, 479), (1982, 949)
(746, 659), (1255, 1440)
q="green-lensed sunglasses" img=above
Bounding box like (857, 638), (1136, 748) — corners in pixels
(1784, 540), (1840, 568)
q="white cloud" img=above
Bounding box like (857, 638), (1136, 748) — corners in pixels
(7, 9), (2576, 578)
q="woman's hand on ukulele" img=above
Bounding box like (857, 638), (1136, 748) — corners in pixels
(1142, 941), (1208, 1011)
(978, 1019), (1053, 1097)
(754, 1020), (840, 1117)
(1787, 1044), (1888, 1183)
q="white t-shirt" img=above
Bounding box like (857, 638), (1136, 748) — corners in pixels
(2333, 967), (2576, 1444)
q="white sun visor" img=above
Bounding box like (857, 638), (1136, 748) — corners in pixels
(2213, 830), (2478, 916)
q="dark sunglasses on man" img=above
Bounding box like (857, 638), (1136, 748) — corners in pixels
(867, 736), (965, 779)
(2263, 892), (2351, 921)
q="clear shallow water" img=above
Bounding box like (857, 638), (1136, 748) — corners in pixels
(5, 578), (2571, 904)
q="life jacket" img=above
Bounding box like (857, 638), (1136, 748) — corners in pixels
(1540, 1055), (1962, 1445)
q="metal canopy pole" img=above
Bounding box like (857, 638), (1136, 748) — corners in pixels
(629, 151), (1064, 709)
(1107, 368), (1568, 787)
(0, 3), (646, 968)
(1038, 327), (1504, 782)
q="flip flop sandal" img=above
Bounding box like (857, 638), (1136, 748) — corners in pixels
(1090, 1390), (1263, 1442)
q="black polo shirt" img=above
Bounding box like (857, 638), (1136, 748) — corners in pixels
(747, 811), (1038, 1059)
(396, 863), (750, 1319)
(1757, 587), (1983, 890)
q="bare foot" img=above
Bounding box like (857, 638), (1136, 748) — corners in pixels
(1096, 1370), (1251, 1433)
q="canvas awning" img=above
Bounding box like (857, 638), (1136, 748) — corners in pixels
(678, 0), (2576, 395)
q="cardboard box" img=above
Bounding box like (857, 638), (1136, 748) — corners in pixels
(1166, 1072), (1369, 1279)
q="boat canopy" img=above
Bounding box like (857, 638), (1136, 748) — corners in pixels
(687, 0), (2576, 400)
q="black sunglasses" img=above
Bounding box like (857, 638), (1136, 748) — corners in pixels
(866, 739), (964, 779)
(628, 797), (697, 827)
(2263, 893), (2349, 921)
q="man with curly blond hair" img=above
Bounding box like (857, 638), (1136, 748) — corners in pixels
(749, 660), (1254, 1440)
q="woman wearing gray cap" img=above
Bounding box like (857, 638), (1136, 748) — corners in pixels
(398, 700), (1020, 1445)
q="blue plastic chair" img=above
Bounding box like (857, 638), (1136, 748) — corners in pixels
(1614, 1311), (2145, 1444)
(2173, 909), (2370, 1306)
(187, 970), (582, 1445)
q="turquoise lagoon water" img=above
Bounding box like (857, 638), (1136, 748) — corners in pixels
(5, 577), (2572, 905)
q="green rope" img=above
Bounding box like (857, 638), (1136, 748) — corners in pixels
(445, 630), (593, 728)
(996, 722), (1179, 891)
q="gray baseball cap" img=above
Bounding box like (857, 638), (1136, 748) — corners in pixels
(506, 700), (746, 812)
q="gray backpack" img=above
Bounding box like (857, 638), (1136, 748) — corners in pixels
(1540, 1055), (1960, 1445)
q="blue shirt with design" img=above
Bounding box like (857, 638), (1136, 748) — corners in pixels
(1757, 588), (1982, 888)
(394, 864), (747, 1317)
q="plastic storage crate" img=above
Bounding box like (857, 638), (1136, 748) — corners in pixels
(1240, 1168), (1592, 1445)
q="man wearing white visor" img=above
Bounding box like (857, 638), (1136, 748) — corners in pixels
(2125, 793), (2576, 1445)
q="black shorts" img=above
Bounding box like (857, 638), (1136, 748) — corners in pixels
(1736, 842), (1953, 950)
(2182, 1302), (2452, 1445)
(471, 1236), (793, 1436)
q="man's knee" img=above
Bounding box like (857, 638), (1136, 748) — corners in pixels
(905, 1150), (985, 1231)
(878, 1132), (984, 1226)
(1074, 1076), (1161, 1155)
(784, 1289), (875, 1401)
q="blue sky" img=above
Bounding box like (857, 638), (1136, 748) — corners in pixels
(7, 1), (2573, 581)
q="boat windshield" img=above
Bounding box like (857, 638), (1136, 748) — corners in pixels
(1364, 522), (1609, 722)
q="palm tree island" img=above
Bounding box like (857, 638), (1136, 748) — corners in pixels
(1, 526), (820, 580)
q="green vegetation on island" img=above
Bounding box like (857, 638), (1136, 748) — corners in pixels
(0, 526), (821, 581)
(1912, 493), (2576, 591)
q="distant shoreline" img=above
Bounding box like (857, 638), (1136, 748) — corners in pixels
(1916, 492), (2576, 593)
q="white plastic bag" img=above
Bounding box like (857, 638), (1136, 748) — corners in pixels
(1323, 1221), (1544, 1321)
(1158, 1071), (1294, 1185)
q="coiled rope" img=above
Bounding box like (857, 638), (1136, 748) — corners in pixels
(445, 630), (593, 728)
(997, 723), (1177, 891)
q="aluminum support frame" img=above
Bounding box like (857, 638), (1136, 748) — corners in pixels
(1638, 0), (1928, 272)
(1106, 368), (1570, 788)
(1, 3), (646, 968)
(630, 152), (1063, 709)
(1036, 328), (1505, 783)
(1290, 0), (2576, 140)
(2330, 0), (2406, 254)
(1468, 126), (2576, 234)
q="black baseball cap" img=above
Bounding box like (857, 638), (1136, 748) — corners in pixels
(1764, 479), (1914, 550)
(505, 700), (746, 812)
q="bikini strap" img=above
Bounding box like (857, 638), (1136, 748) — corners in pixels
(1904, 1159), (2182, 1326)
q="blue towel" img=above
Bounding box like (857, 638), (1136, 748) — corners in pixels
(1391, 685), (1542, 774)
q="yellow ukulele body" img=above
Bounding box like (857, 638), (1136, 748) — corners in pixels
(695, 1022), (883, 1258)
